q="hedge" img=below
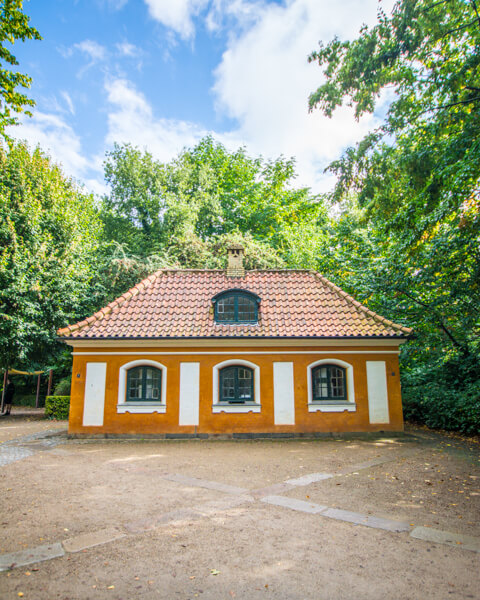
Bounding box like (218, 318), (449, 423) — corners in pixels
(45, 396), (70, 420)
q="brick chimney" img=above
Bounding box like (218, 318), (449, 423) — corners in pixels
(226, 243), (245, 277)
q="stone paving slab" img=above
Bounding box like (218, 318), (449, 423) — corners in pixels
(162, 473), (249, 495)
(285, 472), (333, 486)
(322, 507), (411, 532)
(261, 495), (327, 514)
(62, 528), (125, 553)
(410, 526), (480, 553)
(0, 543), (65, 571)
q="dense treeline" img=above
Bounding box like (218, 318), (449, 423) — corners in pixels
(308, 0), (480, 432)
(0, 0), (478, 432)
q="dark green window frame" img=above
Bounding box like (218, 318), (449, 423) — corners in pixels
(213, 290), (260, 324)
(126, 366), (162, 402)
(219, 365), (254, 403)
(312, 364), (347, 402)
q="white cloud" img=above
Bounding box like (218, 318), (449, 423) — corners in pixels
(8, 112), (96, 184)
(213, 0), (394, 191)
(116, 41), (141, 57)
(74, 39), (107, 62)
(60, 91), (75, 115)
(143, 0), (209, 39)
(105, 78), (207, 161)
(206, 0), (265, 32)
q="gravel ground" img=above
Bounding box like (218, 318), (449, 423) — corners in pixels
(0, 420), (479, 600)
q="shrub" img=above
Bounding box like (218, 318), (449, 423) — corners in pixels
(45, 396), (70, 420)
(402, 356), (480, 435)
(53, 377), (71, 396)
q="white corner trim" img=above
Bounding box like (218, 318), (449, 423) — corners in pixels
(117, 359), (167, 413)
(212, 358), (261, 410)
(308, 403), (357, 413)
(307, 358), (356, 407)
(212, 404), (261, 414)
(117, 404), (166, 414)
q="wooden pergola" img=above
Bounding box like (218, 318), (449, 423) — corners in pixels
(1, 368), (53, 412)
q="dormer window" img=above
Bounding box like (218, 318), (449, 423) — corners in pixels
(213, 290), (260, 324)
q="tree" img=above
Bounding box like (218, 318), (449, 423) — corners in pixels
(0, 143), (102, 370)
(308, 0), (480, 432)
(0, 0), (41, 139)
(102, 136), (328, 265)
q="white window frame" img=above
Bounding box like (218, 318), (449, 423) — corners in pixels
(117, 359), (167, 414)
(307, 358), (356, 412)
(212, 359), (261, 413)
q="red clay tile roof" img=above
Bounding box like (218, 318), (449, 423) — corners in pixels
(57, 270), (412, 339)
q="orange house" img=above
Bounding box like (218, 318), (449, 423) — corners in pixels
(58, 246), (412, 437)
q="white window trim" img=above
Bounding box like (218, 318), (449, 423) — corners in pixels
(117, 359), (167, 414)
(307, 358), (356, 413)
(212, 359), (261, 413)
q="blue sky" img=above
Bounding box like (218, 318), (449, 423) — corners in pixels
(11, 0), (393, 195)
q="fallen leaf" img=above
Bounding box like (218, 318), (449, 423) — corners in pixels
(18, 594), (24, 598)
(210, 569), (221, 576)
(107, 585), (115, 589)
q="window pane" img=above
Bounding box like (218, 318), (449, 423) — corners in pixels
(313, 365), (346, 400)
(217, 296), (235, 321)
(238, 368), (252, 400)
(145, 367), (161, 399)
(221, 368), (236, 400)
(237, 296), (256, 321)
(220, 366), (253, 403)
(313, 369), (329, 399)
(128, 368), (143, 400)
(128, 366), (161, 401)
(330, 367), (345, 398)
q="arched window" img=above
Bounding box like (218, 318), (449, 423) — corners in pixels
(311, 364), (347, 401)
(219, 365), (254, 403)
(127, 366), (162, 402)
(213, 290), (260, 324)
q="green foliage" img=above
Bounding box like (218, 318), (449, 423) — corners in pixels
(102, 136), (328, 264)
(14, 393), (38, 407)
(0, 142), (103, 370)
(0, 0), (41, 139)
(53, 377), (71, 396)
(45, 395), (70, 420)
(309, 0), (480, 433)
(402, 358), (480, 435)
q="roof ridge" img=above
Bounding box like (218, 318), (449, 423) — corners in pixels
(57, 268), (163, 336)
(312, 272), (412, 335)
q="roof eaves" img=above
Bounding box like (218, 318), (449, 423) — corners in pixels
(57, 270), (162, 337)
(59, 334), (408, 342)
(311, 271), (413, 336)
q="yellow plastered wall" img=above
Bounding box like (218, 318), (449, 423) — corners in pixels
(68, 345), (404, 435)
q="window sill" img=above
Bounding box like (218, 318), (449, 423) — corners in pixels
(308, 403), (357, 413)
(117, 403), (166, 414)
(212, 403), (261, 414)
